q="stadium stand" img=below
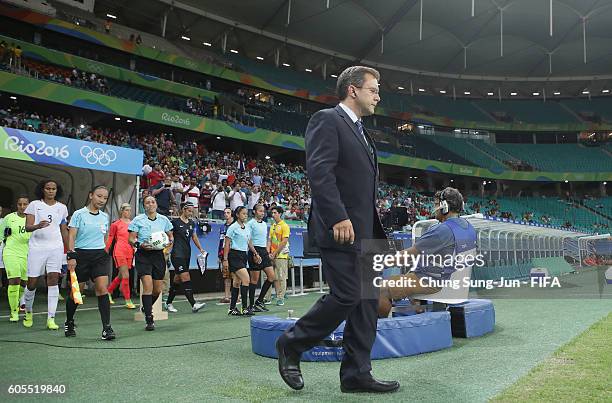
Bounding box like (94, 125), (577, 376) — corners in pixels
(474, 99), (579, 124)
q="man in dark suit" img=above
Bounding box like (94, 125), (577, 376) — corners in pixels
(276, 66), (400, 393)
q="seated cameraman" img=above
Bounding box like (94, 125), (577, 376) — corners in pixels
(378, 187), (477, 318)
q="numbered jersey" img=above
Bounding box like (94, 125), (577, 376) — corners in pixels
(0, 212), (31, 257)
(24, 200), (68, 250)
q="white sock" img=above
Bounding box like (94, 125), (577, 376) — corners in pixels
(24, 287), (36, 311)
(20, 286), (26, 306)
(47, 285), (59, 319)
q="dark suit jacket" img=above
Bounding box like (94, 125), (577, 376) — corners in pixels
(305, 105), (386, 251)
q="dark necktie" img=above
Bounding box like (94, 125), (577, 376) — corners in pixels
(356, 120), (373, 156)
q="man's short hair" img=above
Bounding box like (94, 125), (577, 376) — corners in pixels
(435, 187), (464, 213)
(270, 206), (284, 215)
(336, 66), (380, 100)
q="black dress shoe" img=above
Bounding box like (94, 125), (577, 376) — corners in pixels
(276, 337), (304, 390)
(340, 376), (400, 393)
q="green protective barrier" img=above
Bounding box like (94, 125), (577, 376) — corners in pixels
(2, 71), (612, 182)
(4, 4), (612, 132)
(531, 257), (575, 277)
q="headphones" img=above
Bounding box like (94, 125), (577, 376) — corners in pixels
(437, 188), (465, 215)
(438, 189), (450, 215)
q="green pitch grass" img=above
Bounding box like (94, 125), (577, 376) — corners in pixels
(0, 268), (609, 402)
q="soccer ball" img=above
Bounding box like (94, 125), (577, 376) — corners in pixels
(149, 231), (169, 250)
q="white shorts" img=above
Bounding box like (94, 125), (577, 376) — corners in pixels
(27, 248), (63, 277)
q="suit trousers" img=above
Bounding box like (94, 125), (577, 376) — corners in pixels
(281, 247), (379, 383)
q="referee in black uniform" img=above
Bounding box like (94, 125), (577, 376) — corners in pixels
(167, 202), (207, 313)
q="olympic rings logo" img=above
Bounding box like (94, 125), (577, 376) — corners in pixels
(79, 146), (117, 166)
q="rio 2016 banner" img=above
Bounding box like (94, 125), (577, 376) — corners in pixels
(0, 127), (143, 175)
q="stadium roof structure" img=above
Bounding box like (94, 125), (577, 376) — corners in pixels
(97, 0), (612, 98)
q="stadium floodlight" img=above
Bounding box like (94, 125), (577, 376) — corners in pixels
(256, 56), (264, 60)
(181, 36), (191, 41)
(418, 88), (425, 92)
(602, 89), (610, 93)
(482, 181), (487, 185)
(230, 49), (238, 54)
(487, 92), (494, 96)
(265, 155), (271, 160)
(532, 92), (540, 96)
(510, 92), (517, 96)
(106, 14), (117, 19)
(553, 91), (561, 95)
(582, 90), (589, 94)
(397, 86), (405, 90)
(417, 125), (424, 129)
(450, 179), (454, 182)
(564, 180), (569, 183)
(305, 68), (312, 72)
(604, 182), (607, 185)
(330, 74), (338, 78)
(464, 91), (471, 95)
(282, 63), (291, 67)
(126, 119), (133, 123)
(114, 117), (121, 121)
(79, 124), (85, 129)
(216, 136), (221, 140)
(9, 96), (16, 100)
(203, 42), (212, 47)
(439, 90), (446, 94)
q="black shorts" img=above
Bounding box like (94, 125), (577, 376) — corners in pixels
(248, 246), (272, 271)
(170, 256), (190, 274)
(135, 250), (166, 280)
(228, 249), (247, 273)
(75, 249), (110, 283)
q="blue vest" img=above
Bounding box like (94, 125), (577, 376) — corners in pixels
(417, 218), (477, 280)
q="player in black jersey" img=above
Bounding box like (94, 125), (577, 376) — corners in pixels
(166, 202), (207, 313)
(217, 207), (233, 304)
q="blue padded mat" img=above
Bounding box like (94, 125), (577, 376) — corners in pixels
(250, 311), (453, 361)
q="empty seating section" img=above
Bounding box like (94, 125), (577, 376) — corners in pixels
(396, 135), (473, 165)
(496, 144), (611, 172)
(475, 100), (579, 124)
(228, 54), (333, 95)
(424, 135), (507, 171)
(467, 196), (610, 232)
(582, 198), (612, 217)
(562, 98), (612, 122)
(409, 96), (492, 122)
(467, 139), (520, 163)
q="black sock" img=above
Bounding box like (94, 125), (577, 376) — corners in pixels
(167, 283), (178, 304)
(257, 280), (274, 303)
(142, 294), (153, 317)
(66, 296), (78, 322)
(248, 283), (256, 307)
(183, 281), (196, 306)
(230, 287), (239, 309)
(97, 295), (111, 328)
(240, 285), (249, 310)
(152, 293), (160, 306)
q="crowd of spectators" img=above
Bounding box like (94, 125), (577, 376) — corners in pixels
(0, 105), (607, 232)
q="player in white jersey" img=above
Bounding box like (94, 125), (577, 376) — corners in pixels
(23, 179), (69, 330)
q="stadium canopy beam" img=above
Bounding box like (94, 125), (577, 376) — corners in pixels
(154, 0), (612, 83)
(352, 0), (418, 63)
(259, 0), (291, 30)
